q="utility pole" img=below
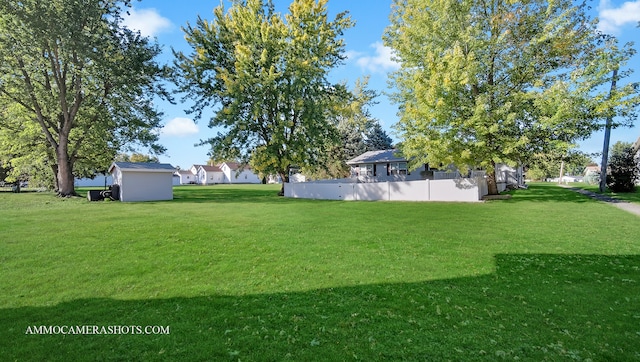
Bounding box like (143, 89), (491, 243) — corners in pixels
(599, 68), (618, 193)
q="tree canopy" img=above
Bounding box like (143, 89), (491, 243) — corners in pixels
(0, 0), (169, 195)
(173, 0), (353, 194)
(385, 0), (639, 194)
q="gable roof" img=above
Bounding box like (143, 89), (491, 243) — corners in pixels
(346, 149), (406, 165)
(199, 165), (222, 172)
(220, 162), (252, 171)
(109, 162), (176, 173)
(175, 170), (194, 175)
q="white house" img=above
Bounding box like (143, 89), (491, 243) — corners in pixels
(174, 170), (196, 185)
(219, 162), (262, 184)
(196, 165), (225, 185)
(109, 162), (175, 202)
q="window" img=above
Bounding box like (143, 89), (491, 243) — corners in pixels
(390, 162), (408, 175)
(359, 164), (373, 176)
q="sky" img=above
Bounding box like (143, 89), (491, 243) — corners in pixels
(121, 0), (640, 169)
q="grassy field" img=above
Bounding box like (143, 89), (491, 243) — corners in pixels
(570, 182), (640, 204)
(1, 184), (639, 361)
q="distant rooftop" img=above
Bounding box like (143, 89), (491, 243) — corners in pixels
(346, 149), (406, 165)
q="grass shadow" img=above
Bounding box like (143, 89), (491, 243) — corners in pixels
(498, 183), (591, 203)
(2, 254), (638, 361)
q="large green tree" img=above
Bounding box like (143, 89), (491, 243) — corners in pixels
(385, 0), (639, 194)
(173, 0), (353, 194)
(0, 0), (169, 196)
(304, 78), (379, 179)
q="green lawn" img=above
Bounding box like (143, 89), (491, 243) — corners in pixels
(1, 184), (639, 361)
(570, 182), (640, 204)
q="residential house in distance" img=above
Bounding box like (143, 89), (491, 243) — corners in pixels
(583, 164), (600, 185)
(219, 162), (262, 184)
(345, 149), (523, 189)
(346, 149), (435, 182)
(180, 163), (262, 185)
(196, 165), (224, 185)
(174, 170), (196, 185)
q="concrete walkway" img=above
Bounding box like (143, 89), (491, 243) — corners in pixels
(567, 187), (640, 217)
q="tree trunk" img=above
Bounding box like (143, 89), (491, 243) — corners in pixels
(486, 162), (499, 195)
(50, 163), (59, 192)
(55, 139), (76, 196)
(277, 171), (290, 196)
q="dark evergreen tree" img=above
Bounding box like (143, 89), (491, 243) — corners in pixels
(365, 122), (393, 151)
(606, 142), (639, 192)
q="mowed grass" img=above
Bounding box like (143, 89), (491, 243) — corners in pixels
(1, 184), (639, 361)
(570, 182), (640, 204)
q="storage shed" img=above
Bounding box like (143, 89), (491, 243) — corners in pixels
(108, 162), (176, 202)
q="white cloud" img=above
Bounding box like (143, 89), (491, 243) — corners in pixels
(355, 42), (401, 73)
(344, 50), (363, 61)
(161, 118), (199, 137)
(122, 8), (172, 37)
(597, 0), (640, 34)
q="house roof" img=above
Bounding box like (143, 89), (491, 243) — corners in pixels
(109, 162), (176, 173)
(199, 165), (222, 172)
(346, 149), (406, 165)
(221, 162), (251, 170)
(175, 170), (194, 175)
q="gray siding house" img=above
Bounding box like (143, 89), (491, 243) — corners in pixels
(346, 149), (435, 182)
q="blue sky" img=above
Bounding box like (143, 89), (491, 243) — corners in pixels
(122, 0), (640, 169)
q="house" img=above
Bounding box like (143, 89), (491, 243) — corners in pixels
(583, 164), (600, 185)
(174, 170), (196, 185)
(108, 162), (175, 202)
(346, 149), (523, 190)
(346, 149), (436, 182)
(219, 162), (262, 184)
(196, 165), (224, 185)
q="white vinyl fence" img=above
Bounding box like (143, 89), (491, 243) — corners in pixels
(284, 177), (488, 202)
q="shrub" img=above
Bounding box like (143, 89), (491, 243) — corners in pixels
(606, 145), (639, 192)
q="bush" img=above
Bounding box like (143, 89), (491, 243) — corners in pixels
(606, 146), (639, 192)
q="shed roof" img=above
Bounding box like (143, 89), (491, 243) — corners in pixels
(346, 149), (406, 165)
(109, 162), (176, 173)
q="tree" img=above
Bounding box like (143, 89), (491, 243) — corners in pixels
(0, 0), (169, 196)
(302, 78), (379, 179)
(606, 141), (639, 192)
(115, 153), (160, 163)
(527, 149), (592, 181)
(365, 122), (394, 151)
(385, 0), (639, 194)
(173, 0), (353, 194)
